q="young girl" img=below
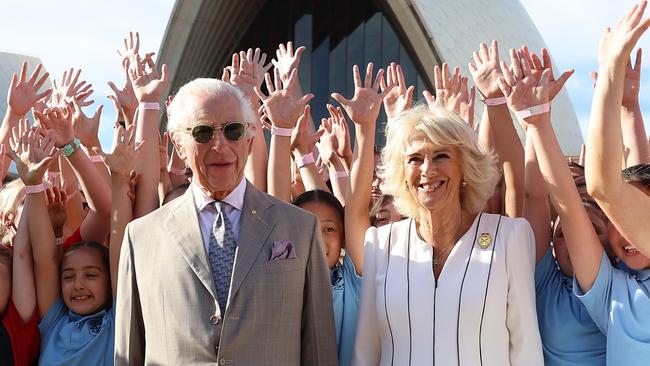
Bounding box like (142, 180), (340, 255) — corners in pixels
(10, 108), (137, 365)
(293, 190), (361, 366)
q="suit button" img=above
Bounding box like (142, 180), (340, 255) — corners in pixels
(210, 315), (220, 325)
(219, 359), (226, 365)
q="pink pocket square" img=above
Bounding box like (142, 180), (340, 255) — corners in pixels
(270, 240), (297, 261)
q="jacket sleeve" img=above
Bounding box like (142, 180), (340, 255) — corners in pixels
(506, 219), (544, 366)
(301, 215), (339, 366)
(351, 226), (381, 366)
(114, 223), (145, 366)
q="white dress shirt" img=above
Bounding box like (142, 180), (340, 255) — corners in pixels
(191, 178), (247, 253)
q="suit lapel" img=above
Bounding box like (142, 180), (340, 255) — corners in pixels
(164, 188), (218, 301)
(229, 182), (276, 300)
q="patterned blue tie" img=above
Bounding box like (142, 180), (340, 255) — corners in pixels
(208, 201), (237, 315)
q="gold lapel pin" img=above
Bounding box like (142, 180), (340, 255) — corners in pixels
(251, 209), (257, 215)
(478, 233), (492, 249)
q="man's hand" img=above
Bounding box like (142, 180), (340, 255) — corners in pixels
(34, 105), (75, 148)
(8, 119), (59, 185)
(7, 62), (52, 116)
(254, 68), (313, 129)
(331, 63), (394, 126)
(129, 54), (169, 102)
(381, 62), (415, 119)
(71, 100), (103, 149)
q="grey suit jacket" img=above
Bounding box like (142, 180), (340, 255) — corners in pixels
(114, 182), (338, 365)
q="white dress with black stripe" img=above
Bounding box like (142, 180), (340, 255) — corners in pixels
(352, 213), (543, 366)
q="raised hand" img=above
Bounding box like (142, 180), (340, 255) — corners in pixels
(8, 119), (58, 185)
(423, 63), (463, 113)
(228, 48), (272, 100)
(50, 68), (93, 107)
(108, 59), (139, 116)
(380, 62), (415, 119)
(497, 49), (552, 123)
(326, 104), (353, 162)
(34, 105), (75, 148)
(520, 47), (574, 101)
(458, 77), (477, 129)
(117, 31), (140, 66)
(71, 100), (103, 148)
(254, 68), (313, 129)
(272, 42), (305, 85)
(45, 186), (67, 236)
(331, 63), (394, 126)
(129, 54), (169, 102)
(7, 62), (51, 116)
(468, 40), (503, 99)
(290, 105), (323, 155)
(93, 125), (140, 176)
(599, 1), (650, 66)
(622, 48), (642, 106)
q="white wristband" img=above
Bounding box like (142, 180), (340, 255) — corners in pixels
(271, 126), (293, 137)
(25, 183), (46, 194)
(87, 154), (104, 163)
(334, 171), (349, 179)
(296, 153), (315, 169)
(483, 97), (508, 106)
(515, 103), (551, 119)
(169, 166), (186, 176)
(139, 102), (160, 110)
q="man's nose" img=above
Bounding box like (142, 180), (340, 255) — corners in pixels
(210, 129), (228, 151)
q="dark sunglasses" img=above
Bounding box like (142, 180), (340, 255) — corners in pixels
(180, 122), (247, 143)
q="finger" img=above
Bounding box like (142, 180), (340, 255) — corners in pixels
(554, 69), (574, 91)
(539, 68), (552, 87)
(294, 46), (305, 62)
(253, 47), (261, 63)
(246, 48), (254, 64)
(490, 40), (499, 62)
(510, 49), (523, 80)
(279, 43), (287, 55)
(372, 68), (384, 91)
(406, 85), (415, 105)
(35, 88), (53, 101)
(287, 42), (294, 55)
(364, 63), (374, 89)
(501, 60), (516, 86)
(434, 65), (443, 90)
(396, 64), (406, 88)
(497, 76), (512, 98)
(518, 49), (533, 77)
(297, 93), (315, 108)
(479, 43), (489, 62)
(422, 90), (436, 106)
(441, 63), (449, 88)
(29, 64), (43, 85)
(353, 64), (362, 88)
(264, 72), (274, 93)
(634, 48), (643, 70)
(330, 93), (351, 108)
(531, 52), (543, 70)
(275, 67), (282, 91)
(19, 62), (27, 83)
(472, 51), (482, 66)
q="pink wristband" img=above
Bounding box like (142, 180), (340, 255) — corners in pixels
(140, 102), (160, 110)
(296, 153), (315, 169)
(271, 126), (293, 137)
(169, 166), (186, 176)
(25, 183), (46, 194)
(88, 154), (104, 163)
(515, 103), (551, 119)
(334, 171), (349, 179)
(483, 97), (507, 106)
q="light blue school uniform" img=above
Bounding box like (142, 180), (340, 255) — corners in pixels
(535, 248), (606, 366)
(38, 297), (115, 366)
(573, 251), (650, 365)
(331, 254), (362, 366)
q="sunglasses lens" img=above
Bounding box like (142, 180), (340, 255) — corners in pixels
(191, 125), (214, 143)
(223, 123), (246, 141)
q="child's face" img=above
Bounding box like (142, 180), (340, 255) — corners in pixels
(609, 181), (650, 271)
(299, 201), (344, 269)
(61, 248), (110, 316)
(0, 262), (10, 315)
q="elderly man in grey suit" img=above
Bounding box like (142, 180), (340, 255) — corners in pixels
(114, 78), (337, 365)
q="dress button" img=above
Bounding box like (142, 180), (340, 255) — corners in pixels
(219, 359), (226, 365)
(210, 315), (220, 325)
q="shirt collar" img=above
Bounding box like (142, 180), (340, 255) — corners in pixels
(617, 259), (650, 281)
(191, 178), (247, 213)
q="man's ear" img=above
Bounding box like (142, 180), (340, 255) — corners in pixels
(169, 131), (187, 160)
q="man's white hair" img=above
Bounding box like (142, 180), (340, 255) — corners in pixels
(166, 78), (256, 134)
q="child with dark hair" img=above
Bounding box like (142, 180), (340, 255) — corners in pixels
(293, 190), (361, 366)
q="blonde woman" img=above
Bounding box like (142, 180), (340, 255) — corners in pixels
(352, 105), (543, 365)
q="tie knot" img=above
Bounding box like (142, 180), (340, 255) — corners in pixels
(214, 201), (226, 214)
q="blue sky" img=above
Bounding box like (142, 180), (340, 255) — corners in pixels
(0, 0), (648, 150)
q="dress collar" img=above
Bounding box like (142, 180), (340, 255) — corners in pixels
(191, 178), (247, 213)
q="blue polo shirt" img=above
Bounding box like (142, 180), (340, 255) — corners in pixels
(38, 297), (115, 366)
(331, 254), (362, 366)
(573, 251), (650, 365)
(534, 248), (606, 365)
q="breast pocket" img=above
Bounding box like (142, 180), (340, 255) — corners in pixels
(265, 259), (303, 273)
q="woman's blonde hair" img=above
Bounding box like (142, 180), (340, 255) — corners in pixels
(0, 179), (26, 245)
(379, 104), (499, 219)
